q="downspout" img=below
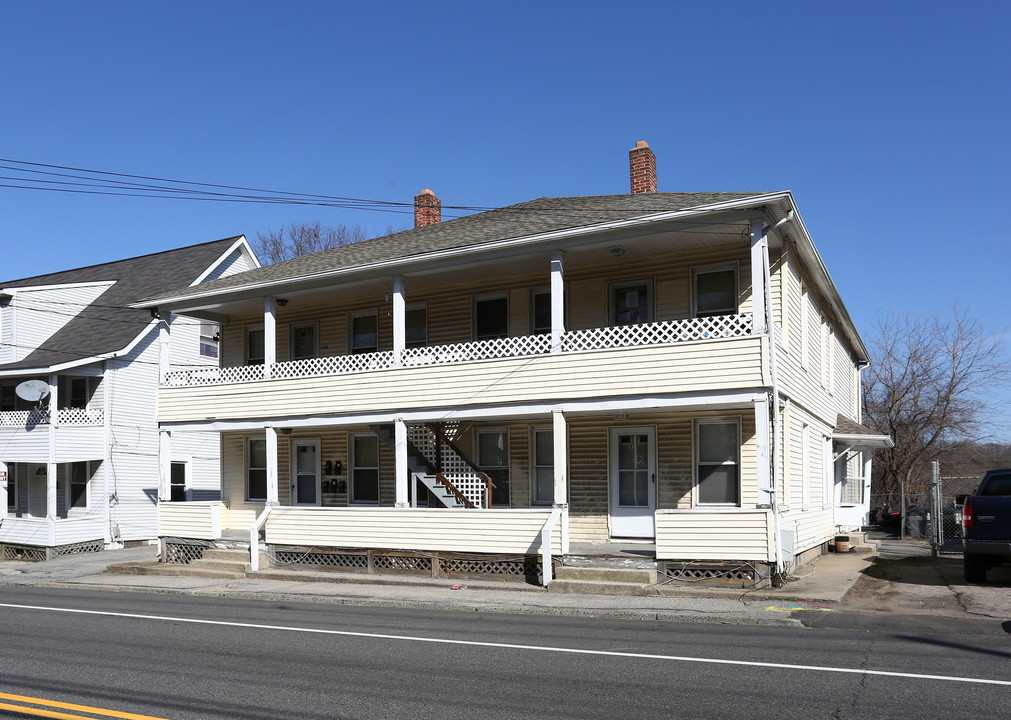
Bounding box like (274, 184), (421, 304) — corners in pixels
(763, 218), (788, 577)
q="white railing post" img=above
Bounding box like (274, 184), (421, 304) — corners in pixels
(249, 504), (273, 572)
(540, 508), (562, 586)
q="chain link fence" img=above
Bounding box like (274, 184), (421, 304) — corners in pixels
(871, 468), (980, 555)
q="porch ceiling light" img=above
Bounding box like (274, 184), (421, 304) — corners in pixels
(610, 246), (626, 258)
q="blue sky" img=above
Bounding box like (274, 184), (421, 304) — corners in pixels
(2, 1), (1009, 435)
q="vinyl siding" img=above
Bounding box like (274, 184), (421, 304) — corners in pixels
(656, 509), (774, 561)
(159, 337), (765, 423)
(264, 507), (563, 554)
(6, 283), (114, 361)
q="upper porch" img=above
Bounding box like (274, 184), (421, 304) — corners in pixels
(154, 218), (781, 423)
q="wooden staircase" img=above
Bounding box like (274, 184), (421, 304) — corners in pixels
(370, 423), (490, 508)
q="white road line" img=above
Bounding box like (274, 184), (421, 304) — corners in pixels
(1, 601), (1008, 687)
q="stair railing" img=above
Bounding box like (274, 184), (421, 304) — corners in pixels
(426, 423), (496, 508)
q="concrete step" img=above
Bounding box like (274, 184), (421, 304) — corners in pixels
(192, 559), (251, 573)
(554, 565), (657, 584)
(202, 548), (250, 562)
(107, 562), (246, 579)
(547, 578), (652, 596)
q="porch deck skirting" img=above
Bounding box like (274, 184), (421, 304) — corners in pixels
(0, 514), (106, 547)
(655, 509), (775, 562)
(158, 502), (227, 540)
(264, 507), (564, 555)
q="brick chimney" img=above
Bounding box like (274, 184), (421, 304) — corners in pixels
(629, 141), (657, 194)
(414, 189), (441, 228)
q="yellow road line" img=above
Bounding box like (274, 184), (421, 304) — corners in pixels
(0, 693), (171, 720)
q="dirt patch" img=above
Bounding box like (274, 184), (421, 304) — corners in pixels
(839, 556), (967, 616)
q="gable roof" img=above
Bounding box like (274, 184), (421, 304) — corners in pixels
(0, 236), (246, 373)
(140, 192), (767, 306)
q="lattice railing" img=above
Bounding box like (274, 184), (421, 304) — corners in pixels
(56, 408), (103, 425)
(164, 364), (265, 386)
(401, 334), (552, 368)
(271, 351), (395, 379)
(407, 424), (490, 508)
(161, 315), (754, 387)
(0, 409), (50, 426)
(561, 314), (752, 351)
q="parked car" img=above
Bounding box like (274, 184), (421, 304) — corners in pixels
(955, 469), (1011, 583)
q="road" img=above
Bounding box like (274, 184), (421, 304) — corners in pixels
(0, 587), (1007, 719)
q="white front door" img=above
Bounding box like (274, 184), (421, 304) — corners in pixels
(291, 439), (321, 506)
(609, 427), (656, 538)
(28, 466), (47, 517)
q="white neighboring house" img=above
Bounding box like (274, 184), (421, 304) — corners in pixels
(0, 236), (258, 559)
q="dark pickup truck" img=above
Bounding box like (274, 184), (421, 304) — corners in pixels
(956, 469), (1011, 583)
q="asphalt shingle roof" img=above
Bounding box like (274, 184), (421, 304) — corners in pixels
(0, 237), (243, 372)
(143, 192), (767, 304)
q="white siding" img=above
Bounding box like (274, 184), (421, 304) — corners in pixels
(6, 283), (113, 361)
(159, 338), (766, 423)
(655, 509), (774, 561)
(158, 502), (223, 540)
(264, 507), (563, 554)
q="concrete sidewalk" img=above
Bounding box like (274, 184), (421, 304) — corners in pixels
(0, 544), (880, 627)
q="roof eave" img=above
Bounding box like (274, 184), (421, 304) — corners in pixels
(133, 192), (792, 311)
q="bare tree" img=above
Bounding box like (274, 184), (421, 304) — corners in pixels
(863, 308), (1010, 497)
(254, 221), (368, 264)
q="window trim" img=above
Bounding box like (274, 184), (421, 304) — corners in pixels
(530, 287), (553, 336)
(246, 437), (268, 503)
(170, 460), (188, 503)
(349, 433), (380, 505)
(608, 278), (654, 326)
(473, 293), (509, 341)
(531, 426), (553, 506)
(693, 417), (741, 507)
(245, 325), (265, 366)
(199, 322), (219, 359)
(5, 465), (16, 512)
(405, 303), (428, 349)
(349, 309), (379, 355)
(691, 264), (738, 318)
(289, 321), (319, 362)
(67, 460), (91, 512)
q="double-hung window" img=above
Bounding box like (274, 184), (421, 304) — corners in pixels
(532, 428), (553, 505)
(350, 311), (378, 354)
(246, 438), (267, 502)
(609, 280), (652, 326)
(693, 266), (737, 317)
(69, 461), (90, 510)
(246, 327), (265, 366)
(474, 295), (508, 341)
(199, 322), (219, 359)
(170, 462), (187, 502)
(350, 434), (379, 504)
(695, 419), (740, 506)
(291, 323), (317, 361)
(405, 305), (427, 348)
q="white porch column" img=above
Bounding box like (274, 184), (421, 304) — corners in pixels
(552, 410), (568, 506)
(750, 219), (768, 335)
(755, 397), (773, 506)
(392, 276), (406, 367)
(158, 314), (171, 385)
(46, 374), (58, 520)
(550, 251), (565, 352)
(863, 452), (873, 509)
(265, 426), (279, 505)
(158, 430), (172, 501)
(264, 297), (277, 380)
(0, 460), (8, 516)
(394, 418), (409, 507)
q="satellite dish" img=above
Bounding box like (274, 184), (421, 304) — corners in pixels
(15, 379), (50, 403)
